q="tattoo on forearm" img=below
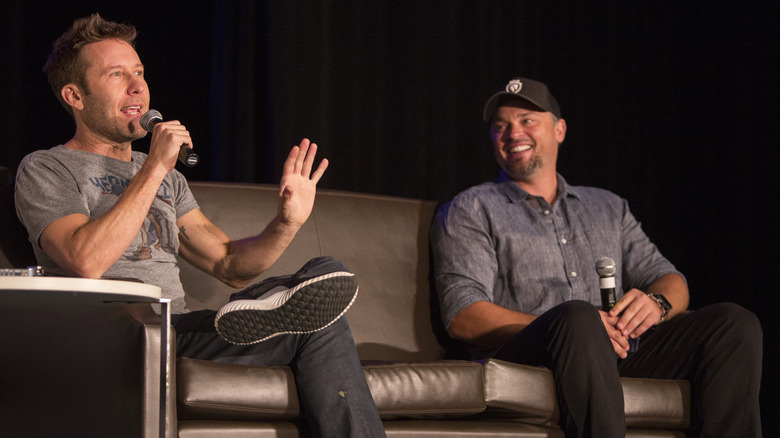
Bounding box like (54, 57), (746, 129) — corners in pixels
(179, 226), (190, 240)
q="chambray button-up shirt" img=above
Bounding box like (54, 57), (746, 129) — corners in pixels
(431, 173), (683, 333)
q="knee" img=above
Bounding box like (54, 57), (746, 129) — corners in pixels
(700, 302), (762, 354)
(549, 300), (604, 336)
(315, 316), (354, 339)
(557, 299), (601, 319)
(709, 302), (761, 333)
(540, 301), (616, 361)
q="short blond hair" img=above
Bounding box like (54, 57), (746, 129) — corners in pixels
(43, 14), (137, 116)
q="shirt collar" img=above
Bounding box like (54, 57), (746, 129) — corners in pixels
(497, 171), (580, 203)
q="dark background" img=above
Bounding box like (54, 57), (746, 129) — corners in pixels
(4, 1), (777, 434)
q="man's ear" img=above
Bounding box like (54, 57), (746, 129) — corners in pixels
(554, 118), (567, 144)
(61, 84), (84, 111)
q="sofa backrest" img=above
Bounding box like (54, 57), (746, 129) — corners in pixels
(0, 166), (37, 269)
(180, 182), (447, 362)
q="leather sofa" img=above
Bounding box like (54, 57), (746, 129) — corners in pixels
(174, 181), (691, 437)
(1, 166), (691, 437)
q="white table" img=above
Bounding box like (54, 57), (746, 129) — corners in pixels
(0, 275), (161, 306)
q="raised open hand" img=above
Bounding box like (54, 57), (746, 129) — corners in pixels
(277, 138), (329, 228)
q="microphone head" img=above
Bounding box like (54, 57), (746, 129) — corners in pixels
(596, 257), (616, 277)
(139, 109), (163, 132)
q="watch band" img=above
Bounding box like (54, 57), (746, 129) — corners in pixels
(646, 293), (672, 324)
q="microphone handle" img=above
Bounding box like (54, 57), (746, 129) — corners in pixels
(600, 287), (616, 311)
(178, 145), (199, 167)
(599, 276), (616, 311)
(145, 114), (199, 167)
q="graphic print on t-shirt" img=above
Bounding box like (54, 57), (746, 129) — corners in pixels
(88, 174), (177, 261)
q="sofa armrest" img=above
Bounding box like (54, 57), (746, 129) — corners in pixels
(130, 303), (178, 438)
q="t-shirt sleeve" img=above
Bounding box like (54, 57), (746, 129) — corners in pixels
(167, 168), (200, 219)
(15, 152), (89, 246)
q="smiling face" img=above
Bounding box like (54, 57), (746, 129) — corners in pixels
(489, 99), (566, 183)
(65, 38), (150, 147)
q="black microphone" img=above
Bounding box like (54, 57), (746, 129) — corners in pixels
(596, 256), (617, 311)
(139, 109), (199, 167)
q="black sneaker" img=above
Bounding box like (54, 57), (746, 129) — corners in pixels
(215, 256), (359, 345)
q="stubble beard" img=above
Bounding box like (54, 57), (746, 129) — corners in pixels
(505, 155), (543, 180)
(81, 95), (145, 146)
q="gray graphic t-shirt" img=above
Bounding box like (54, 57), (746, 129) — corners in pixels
(15, 145), (199, 313)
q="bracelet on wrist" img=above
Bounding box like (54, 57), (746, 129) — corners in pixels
(646, 292), (672, 324)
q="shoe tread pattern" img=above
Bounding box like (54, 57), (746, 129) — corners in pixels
(216, 274), (358, 345)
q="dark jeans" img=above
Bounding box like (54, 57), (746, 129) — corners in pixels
(172, 311), (386, 438)
(491, 300), (762, 438)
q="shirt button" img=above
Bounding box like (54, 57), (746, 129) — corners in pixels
(544, 210), (551, 215)
(571, 271), (578, 277)
(561, 238), (568, 244)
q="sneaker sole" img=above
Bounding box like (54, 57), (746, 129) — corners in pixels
(215, 271), (358, 345)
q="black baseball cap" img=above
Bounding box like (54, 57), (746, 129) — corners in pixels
(483, 77), (562, 122)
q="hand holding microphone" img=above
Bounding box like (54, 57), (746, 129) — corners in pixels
(140, 109), (199, 167)
(596, 256), (640, 352)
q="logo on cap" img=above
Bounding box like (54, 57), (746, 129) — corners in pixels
(506, 79), (523, 94)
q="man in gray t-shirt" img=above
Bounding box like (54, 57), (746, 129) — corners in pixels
(15, 14), (385, 437)
(431, 77), (762, 437)
(16, 146), (196, 313)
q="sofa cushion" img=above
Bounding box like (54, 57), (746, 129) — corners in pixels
(623, 377), (690, 430)
(177, 358), (300, 421)
(482, 359), (690, 430)
(382, 420), (564, 437)
(177, 357), (485, 422)
(482, 359), (560, 426)
(363, 361), (485, 420)
(178, 420), (299, 438)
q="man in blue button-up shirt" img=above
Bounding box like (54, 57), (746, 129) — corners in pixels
(431, 77), (762, 437)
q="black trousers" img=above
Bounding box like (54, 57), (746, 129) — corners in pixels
(491, 300), (762, 438)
